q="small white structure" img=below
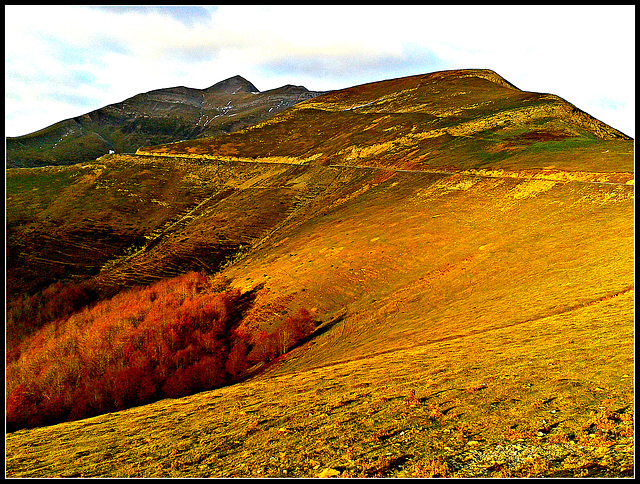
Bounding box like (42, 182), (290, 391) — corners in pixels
(109, 150), (115, 154)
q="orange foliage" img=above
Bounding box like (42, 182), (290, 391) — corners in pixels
(247, 308), (316, 363)
(6, 280), (97, 353)
(6, 271), (316, 432)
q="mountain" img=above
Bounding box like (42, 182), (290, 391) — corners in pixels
(204, 74), (260, 93)
(138, 69), (630, 168)
(5, 75), (324, 168)
(5, 69), (634, 477)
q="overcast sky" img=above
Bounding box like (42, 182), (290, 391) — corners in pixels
(5, 5), (635, 138)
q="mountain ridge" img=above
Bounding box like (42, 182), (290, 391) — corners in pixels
(137, 68), (632, 175)
(6, 75), (325, 168)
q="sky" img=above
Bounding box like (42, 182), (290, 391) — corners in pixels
(5, 5), (636, 138)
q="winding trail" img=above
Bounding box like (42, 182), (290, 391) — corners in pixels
(123, 153), (634, 186)
(328, 164), (633, 186)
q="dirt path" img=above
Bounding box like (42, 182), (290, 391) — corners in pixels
(328, 164), (633, 186)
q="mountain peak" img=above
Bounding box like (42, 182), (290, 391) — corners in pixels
(205, 75), (259, 94)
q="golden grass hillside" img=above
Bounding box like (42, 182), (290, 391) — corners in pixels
(6, 69), (634, 477)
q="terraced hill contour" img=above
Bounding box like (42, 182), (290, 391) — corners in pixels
(6, 69), (634, 477)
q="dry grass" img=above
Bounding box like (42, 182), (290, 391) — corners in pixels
(6, 69), (634, 478)
(7, 161), (634, 478)
(6, 285), (633, 477)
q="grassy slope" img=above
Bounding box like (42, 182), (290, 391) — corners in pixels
(6, 156), (322, 300)
(5, 69), (634, 477)
(6, 158), (213, 298)
(138, 70), (632, 173)
(5, 286), (634, 477)
(225, 167), (634, 367)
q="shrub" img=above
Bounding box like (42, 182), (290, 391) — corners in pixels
(6, 280), (97, 355)
(248, 309), (316, 363)
(6, 270), (317, 432)
(275, 308), (315, 354)
(226, 342), (248, 379)
(6, 272), (240, 430)
(248, 330), (278, 364)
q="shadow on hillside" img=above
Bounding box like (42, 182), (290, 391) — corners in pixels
(233, 281), (265, 320)
(305, 309), (348, 341)
(237, 308), (347, 383)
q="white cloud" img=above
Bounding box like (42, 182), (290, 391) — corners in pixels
(5, 5), (635, 138)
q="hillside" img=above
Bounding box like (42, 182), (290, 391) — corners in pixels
(138, 69), (631, 171)
(5, 75), (324, 168)
(5, 69), (634, 477)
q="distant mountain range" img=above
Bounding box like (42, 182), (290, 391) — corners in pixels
(6, 75), (326, 168)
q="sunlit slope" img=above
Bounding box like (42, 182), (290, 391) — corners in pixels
(138, 69), (633, 174)
(6, 283), (634, 477)
(221, 165), (634, 369)
(6, 173), (634, 475)
(5, 69), (634, 477)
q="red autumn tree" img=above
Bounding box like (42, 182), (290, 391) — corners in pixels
(274, 308), (316, 355)
(226, 341), (248, 379)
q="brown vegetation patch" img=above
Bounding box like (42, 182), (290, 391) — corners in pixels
(509, 129), (575, 144)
